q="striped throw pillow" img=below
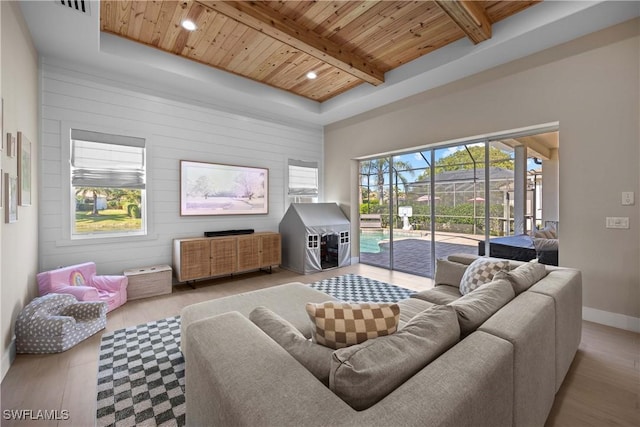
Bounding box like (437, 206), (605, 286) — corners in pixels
(305, 302), (400, 350)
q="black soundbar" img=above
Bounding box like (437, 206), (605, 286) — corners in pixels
(204, 229), (254, 237)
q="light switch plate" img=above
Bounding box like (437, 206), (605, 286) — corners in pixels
(606, 217), (630, 229)
(622, 192), (634, 206)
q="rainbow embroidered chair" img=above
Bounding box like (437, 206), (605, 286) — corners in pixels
(37, 262), (128, 313)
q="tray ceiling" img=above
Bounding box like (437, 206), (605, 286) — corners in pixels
(100, 0), (539, 102)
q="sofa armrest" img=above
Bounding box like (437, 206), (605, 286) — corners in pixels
(91, 275), (128, 292)
(55, 285), (99, 301)
(185, 311), (356, 427)
(36, 315), (75, 335)
(61, 301), (108, 320)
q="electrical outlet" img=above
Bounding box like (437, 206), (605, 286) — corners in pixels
(622, 192), (635, 206)
(606, 217), (630, 229)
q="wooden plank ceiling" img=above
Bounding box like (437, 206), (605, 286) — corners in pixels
(101, 1), (539, 102)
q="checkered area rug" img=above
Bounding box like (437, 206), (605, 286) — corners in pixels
(96, 316), (185, 427)
(309, 274), (415, 302)
(94, 275), (411, 426)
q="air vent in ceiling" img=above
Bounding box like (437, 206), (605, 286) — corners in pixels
(56, 0), (90, 15)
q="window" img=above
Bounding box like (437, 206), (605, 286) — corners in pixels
(70, 129), (146, 238)
(288, 159), (318, 205)
(308, 234), (319, 249)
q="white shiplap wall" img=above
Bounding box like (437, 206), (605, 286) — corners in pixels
(39, 62), (323, 275)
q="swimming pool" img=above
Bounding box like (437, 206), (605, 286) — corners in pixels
(359, 230), (422, 253)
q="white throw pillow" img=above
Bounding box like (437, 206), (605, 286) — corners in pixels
(459, 257), (509, 295)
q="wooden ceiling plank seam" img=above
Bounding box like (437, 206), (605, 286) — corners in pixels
(175, 3), (208, 55)
(314, 1), (380, 39)
(334, 0), (421, 55)
(150, 1), (178, 47)
(188, 12), (229, 61)
(115, 0), (133, 36)
(99, 1), (117, 32)
(217, 26), (254, 69)
(262, 51), (311, 88)
(195, 0), (385, 86)
(287, 62), (340, 95)
(138, 0), (163, 43)
(231, 36), (281, 76)
(265, 53), (318, 89)
(354, 2), (444, 58)
(160, 1), (191, 51)
(274, 0), (318, 22)
(292, 0), (339, 29)
(379, 18), (464, 68)
(485, 1), (540, 23)
(434, 0), (492, 44)
(316, 79), (363, 102)
(380, 15), (466, 59)
(252, 44), (300, 81)
(356, 3), (445, 50)
(126, 1), (149, 40)
(200, 17), (241, 64)
(206, 20), (248, 66)
(367, 15), (463, 67)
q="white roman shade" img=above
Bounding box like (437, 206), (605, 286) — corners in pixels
(288, 159), (318, 197)
(71, 129), (146, 189)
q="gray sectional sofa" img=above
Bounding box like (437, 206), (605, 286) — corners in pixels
(181, 254), (582, 427)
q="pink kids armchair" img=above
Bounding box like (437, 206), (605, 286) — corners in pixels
(37, 262), (128, 312)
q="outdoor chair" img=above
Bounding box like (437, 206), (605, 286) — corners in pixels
(15, 293), (107, 354)
(37, 262), (128, 312)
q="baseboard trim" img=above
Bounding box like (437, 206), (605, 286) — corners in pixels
(1, 337), (16, 383)
(583, 306), (640, 333)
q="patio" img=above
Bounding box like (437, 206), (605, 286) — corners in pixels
(359, 231), (482, 278)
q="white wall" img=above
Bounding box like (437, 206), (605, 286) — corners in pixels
(39, 60), (323, 275)
(325, 19), (640, 329)
(1, 1), (39, 380)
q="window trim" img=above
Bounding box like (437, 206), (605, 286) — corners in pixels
(59, 121), (153, 243)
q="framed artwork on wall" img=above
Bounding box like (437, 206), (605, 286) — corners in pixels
(17, 131), (32, 206)
(5, 172), (18, 223)
(180, 160), (269, 216)
(1, 98), (3, 151)
(6, 132), (17, 158)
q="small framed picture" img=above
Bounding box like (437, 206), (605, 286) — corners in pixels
(17, 132), (31, 206)
(5, 172), (17, 223)
(6, 132), (17, 158)
(1, 98), (4, 151)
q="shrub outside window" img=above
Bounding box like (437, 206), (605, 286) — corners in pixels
(70, 129), (146, 238)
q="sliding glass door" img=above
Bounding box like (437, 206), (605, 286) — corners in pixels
(358, 128), (557, 277)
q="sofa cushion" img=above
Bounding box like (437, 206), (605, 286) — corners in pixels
(396, 298), (434, 326)
(249, 307), (334, 385)
(449, 278), (515, 336)
(459, 257), (509, 295)
(305, 302), (400, 350)
(495, 260), (548, 295)
(434, 258), (468, 286)
(329, 305), (460, 410)
(412, 285), (461, 305)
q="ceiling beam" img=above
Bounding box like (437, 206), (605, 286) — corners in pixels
(435, 1), (492, 44)
(196, 0), (384, 86)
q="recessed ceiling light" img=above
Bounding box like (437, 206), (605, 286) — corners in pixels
(181, 20), (197, 31)
(306, 71), (317, 80)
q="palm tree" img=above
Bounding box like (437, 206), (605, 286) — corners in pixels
(360, 158), (414, 206)
(76, 187), (111, 216)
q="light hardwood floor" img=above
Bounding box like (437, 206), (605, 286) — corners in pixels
(1, 264), (638, 427)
